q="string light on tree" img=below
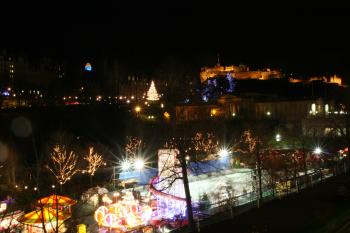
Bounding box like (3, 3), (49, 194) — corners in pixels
(125, 136), (144, 159)
(83, 147), (105, 176)
(46, 145), (78, 185)
(146, 81), (160, 101)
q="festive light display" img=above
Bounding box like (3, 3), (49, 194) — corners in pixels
(149, 176), (187, 219)
(149, 149), (188, 220)
(94, 192), (152, 231)
(146, 81), (160, 101)
(46, 145), (78, 185)
(82, 147), (105, 176)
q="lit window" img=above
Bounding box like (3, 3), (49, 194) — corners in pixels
(310, 103), (317, 115)
(325, 104), (329, 113)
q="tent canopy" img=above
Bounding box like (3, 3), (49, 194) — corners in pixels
(37, 195), (76, 207)
(20, 208), (69, 225)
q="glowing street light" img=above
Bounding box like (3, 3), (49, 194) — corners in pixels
(219, 148), (230, 157)
(135, 106), (141, 114)
(275, 134), (281, 142)
(121, 160), (131, 171)
(314, 147), (322, 155)
(134, 158), (145, 170)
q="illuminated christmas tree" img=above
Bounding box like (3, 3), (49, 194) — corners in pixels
(146, 81), (160, 101)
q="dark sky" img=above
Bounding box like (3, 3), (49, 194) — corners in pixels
(2, 2), (350, 78)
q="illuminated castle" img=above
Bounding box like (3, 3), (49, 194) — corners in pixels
(200, 63), (282, 83)
(200, 62), (343, 87)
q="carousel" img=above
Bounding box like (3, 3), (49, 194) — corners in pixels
(94, 191), (153, 232)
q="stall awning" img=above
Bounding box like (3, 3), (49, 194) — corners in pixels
(37, 195), (77, 207)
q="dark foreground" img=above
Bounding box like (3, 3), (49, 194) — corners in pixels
(199, 174), (350, 233)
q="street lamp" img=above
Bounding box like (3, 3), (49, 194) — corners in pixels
(134, 158), (145, 171)
(219, 148), (230, 157)
(314, 147), (322, 155)
(275, 134), (281, 142)
(135, 106), (141, 113)
(121, 160), (131, 171)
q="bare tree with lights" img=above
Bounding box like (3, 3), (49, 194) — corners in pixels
(46, 145), (79, 192)
(234, 130), (263, 207)
(190, 132), (219, 160)
(82, 147), (105, 185)
(125, 136), (144, 159)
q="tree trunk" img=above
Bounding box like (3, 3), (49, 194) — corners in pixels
(302, 147), (308, 187)
(256, 143), (263, 204)
(179, 149), (195, 232)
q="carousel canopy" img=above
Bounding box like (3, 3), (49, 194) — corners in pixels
(37, 195), (77, 207)
(20, 208), (69, 225)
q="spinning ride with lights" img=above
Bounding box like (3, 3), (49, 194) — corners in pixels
(94, 192), (152, 231)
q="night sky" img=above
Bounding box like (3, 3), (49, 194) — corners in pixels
(2, 2), (350, 78)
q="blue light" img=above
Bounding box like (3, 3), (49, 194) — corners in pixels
(84, 62), (92, 72)
(202, 95), (208, 102)
(226, 73), (236, 93)
(1, 91), (10, 96)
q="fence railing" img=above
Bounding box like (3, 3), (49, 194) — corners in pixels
(170, 159), (349, 233)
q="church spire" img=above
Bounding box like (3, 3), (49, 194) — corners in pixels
(217, 53), (220, 66)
